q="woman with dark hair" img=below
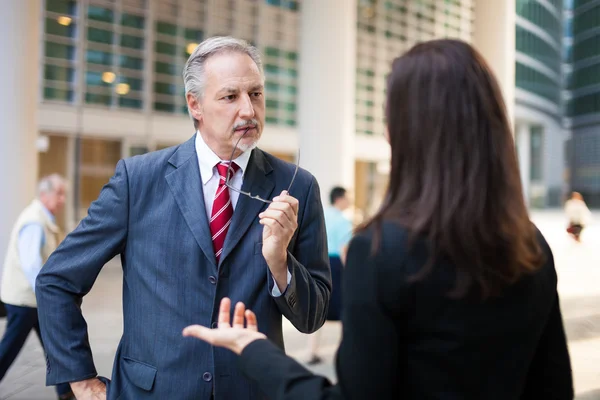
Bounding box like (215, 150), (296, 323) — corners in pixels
(183, 39), (574, 399)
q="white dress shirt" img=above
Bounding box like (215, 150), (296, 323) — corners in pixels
(195, 132), (291, 296)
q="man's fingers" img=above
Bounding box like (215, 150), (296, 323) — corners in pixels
(272, 191), (299, 214)
(218, 298), (231, 328)
(232, 302), (246, 328)
(259, 209), (296, 231)
(245, 310), (259, 332)
(259, 216), (286, 232)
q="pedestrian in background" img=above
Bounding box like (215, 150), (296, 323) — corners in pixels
(565, 191), (591, 242)
(306, 186), (353, 365)
(0, 174), (73, 400)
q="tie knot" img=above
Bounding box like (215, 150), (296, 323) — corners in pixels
(216, 162), (239, 180)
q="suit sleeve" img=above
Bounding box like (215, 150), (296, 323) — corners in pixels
(240, 233), (402, 399)
(268, 176), (332, 334)
(35, 159), (129, 385)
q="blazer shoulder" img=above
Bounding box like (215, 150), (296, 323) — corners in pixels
(260, 149), (317, 189)
(121, 144), (181, 175)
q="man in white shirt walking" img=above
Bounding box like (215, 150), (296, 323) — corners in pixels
(0, 174), (73, 399)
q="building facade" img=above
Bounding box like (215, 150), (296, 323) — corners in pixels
(566, 0), (600, 207)
(0, 0), (515, 267)
(514, 0), (567, 208)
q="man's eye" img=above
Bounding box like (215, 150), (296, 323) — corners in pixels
(251, 92), (262, 98)
(223, 95), (236, 101)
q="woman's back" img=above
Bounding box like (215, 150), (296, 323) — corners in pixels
(335, 221), (573, 400)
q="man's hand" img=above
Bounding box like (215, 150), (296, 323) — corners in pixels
(259, 190), (299, 291)
(70, 378), (106, 400)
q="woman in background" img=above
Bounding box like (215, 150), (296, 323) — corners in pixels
(183, 39), (574, 400)
(565, 191), (591, 242)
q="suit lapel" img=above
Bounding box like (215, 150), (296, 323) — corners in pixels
(165, 135), (218, 270)
(219, 149), (275, 266)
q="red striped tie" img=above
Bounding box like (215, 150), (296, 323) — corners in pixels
(210, 162), (239, 262)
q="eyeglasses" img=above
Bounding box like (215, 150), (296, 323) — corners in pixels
(224, 127), (300, 204)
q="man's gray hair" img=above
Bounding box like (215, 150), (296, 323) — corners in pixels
(182, 36), (264, 127)
(37, 174), (66, 196)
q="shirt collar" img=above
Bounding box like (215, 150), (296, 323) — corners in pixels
(195, 131), (252, 185)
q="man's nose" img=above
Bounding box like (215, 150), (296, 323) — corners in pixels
(239, 94), (255, 119)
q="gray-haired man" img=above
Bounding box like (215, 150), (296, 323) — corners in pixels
(0, 174), (73, 399)
(36, 37), (331, 399)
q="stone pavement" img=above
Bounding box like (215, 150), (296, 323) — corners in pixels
(0, 210), (598, 399)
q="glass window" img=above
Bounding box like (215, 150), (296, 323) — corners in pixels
(264, 64), (279, 74)
(121, 34), (144, 50)
(155, 41), (177, 55)
(156, 21), (178, 36)
(516, 1), (561, 42)
(46, 0), (77, 16)
(155, 102), (176, 112)
(88, 5), (114, 23)
(265, 47), (280, 57)
(122, 13), (145, 29)
(88, 27), (113, 44)
(515, 62), (560, 103)
(516, 26), (561, 73)
(573, 4), (600, 35)
(85, 92), (112, 106)
(120, 77), (143, 91)
(119, 97), (142, 109)
(184, 29), (203, 42)
(45, 17), (77, 38)
(45, 42), (75, 60)
(44, 87), (74, 101)
(120, 55), (144, 70)
(265, 81), (279, 91)
(87, 49), (112, 66)
(154, 82), (179, 95)
(155, 61), (180, 75)
(44, 65), (75, 82)
(530, 126), (543, 181)
(86, 71), (111, 87)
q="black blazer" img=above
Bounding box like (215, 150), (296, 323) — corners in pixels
(237, 221), (574, 399)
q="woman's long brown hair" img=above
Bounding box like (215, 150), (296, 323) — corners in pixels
(361, 39), (545, 299)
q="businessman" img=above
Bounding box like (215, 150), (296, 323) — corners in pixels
(36, 36), (331, 399)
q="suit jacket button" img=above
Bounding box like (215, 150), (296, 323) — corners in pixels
(208, 276), (217, 285)
(211, 322), (218, 329)
(202, 372), (212, 382)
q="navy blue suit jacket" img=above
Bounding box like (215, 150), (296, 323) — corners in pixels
(36, 135), (332, 399)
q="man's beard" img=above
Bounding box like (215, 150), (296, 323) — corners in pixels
(235, 139), (258, 153)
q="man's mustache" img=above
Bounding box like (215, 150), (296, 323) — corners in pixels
(232, 120), (259, 133)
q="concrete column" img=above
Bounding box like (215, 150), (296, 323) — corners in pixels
(473, 0), (516, 128)
(0, 1), (40, 279)
(517, 124), (531, 206)
(298, 0), (356, 205)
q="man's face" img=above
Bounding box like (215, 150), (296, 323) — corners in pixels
(187, 52), (266, 159)
(42, 182), (67, 215)
(336, 195), (350, 211)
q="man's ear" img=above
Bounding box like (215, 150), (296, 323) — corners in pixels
(186, 92), (202, 120)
